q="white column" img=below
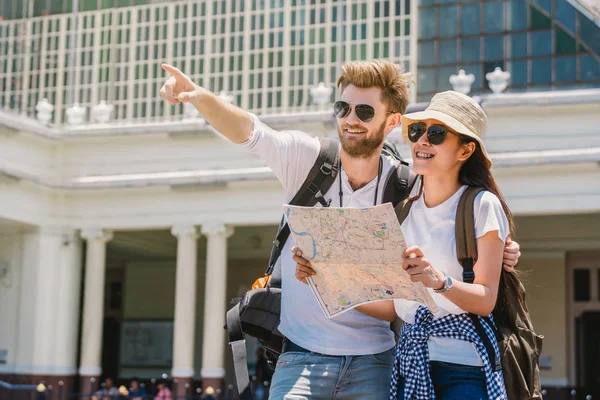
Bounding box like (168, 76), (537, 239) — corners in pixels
(78, 229), (113, 378)
(16, 227), (83, 376)
(54, 230), (83, 373)
(170, 224), (200, 379)
(200, 222), (234, 382)
(18, 227), (63, 373)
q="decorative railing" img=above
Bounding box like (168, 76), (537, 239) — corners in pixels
(0, 0), (415, 127)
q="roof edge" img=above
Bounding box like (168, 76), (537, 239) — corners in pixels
(0, 147), (597, 191)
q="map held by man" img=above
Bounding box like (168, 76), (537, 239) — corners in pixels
(283, 203), (439, 318)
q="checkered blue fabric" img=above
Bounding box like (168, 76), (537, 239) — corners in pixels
(389, 306), (507, 400)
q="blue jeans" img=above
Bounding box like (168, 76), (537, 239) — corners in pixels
(268, 346), (394, 399)
(396, 361), (487, 400)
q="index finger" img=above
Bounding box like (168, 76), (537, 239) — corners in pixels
(162, 63), (183, 77)
(404, 246), (424, 258)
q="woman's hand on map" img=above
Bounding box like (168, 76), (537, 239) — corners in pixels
(402, 246), (445, 290)
(292, 246), (315, 285)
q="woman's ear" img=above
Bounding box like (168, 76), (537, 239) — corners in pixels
(458, 141), (476, 162)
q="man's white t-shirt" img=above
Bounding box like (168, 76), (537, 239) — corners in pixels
(241, 114), (397, 355)
(394, 185), (509, 366)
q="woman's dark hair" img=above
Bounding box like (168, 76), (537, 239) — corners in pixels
(157, 379), (170, 389)
(408, 136), (515, 238)
(458, 137), (515, 237)
(459, 136), (521, 322)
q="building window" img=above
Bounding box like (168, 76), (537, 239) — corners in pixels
(484, 2), (504, 34)
(108, 281), (123, 310)
(416, 0), (600, 100)
(574, 269), (591, 302)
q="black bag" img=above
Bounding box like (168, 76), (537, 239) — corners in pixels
(226, 137), (417, 399)
(396, 186), (544, 400)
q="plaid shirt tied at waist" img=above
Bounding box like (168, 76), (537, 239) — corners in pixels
(389, 306), (507, 400)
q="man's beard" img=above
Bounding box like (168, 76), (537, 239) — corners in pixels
(338, 120), (386, 159)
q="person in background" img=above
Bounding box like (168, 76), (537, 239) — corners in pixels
(92, 377), (118, 400)
(202, 386), (216, 400)
(154, 379), (172, 400)
(128, 377), (147, 400)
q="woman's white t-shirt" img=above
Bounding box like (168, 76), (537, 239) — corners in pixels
(394, 185), (509, 366)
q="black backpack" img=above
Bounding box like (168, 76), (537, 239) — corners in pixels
(225, 137), (417, 399)
(396, 186), (543, 400)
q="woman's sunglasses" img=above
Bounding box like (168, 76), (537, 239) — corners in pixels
(407, 122), (459, 145)
(333, 100), (396, 123)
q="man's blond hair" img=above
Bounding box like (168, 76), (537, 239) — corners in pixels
(336, 60), (410, 115)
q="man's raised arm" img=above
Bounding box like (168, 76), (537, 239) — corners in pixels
(159, 63), (253, 143)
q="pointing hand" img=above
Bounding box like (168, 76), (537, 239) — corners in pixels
(159, 63), (206, 105)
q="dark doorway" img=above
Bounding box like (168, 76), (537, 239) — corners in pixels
(101, 317), (121, 381)
(576, 311), (600, 398)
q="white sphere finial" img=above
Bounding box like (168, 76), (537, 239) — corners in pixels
(218, 90), (235, 104)
(66, 103), (86, 125)
(310, 82), (333, 109)
(35, 98), (54, 124)
(91, 101), (114, 124)
(486, 67), (511, 94)
(182, 103), (205, 125)
(449, 69), (475, 95)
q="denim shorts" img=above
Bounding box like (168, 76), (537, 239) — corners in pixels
(396, 361), (487, 400)
(268, 344), (395, 400)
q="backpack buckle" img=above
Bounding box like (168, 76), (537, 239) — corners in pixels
(396, 178), (408, 188)
(320, 162), (333, 175)
(462, 271), (475, 283)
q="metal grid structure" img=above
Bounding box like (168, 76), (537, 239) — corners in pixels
(0, 0), (416, 126)
(415, 0), (600, 102)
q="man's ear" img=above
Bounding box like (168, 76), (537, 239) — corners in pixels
(385, 113), (402, 134)
(458, 141), (476, 162)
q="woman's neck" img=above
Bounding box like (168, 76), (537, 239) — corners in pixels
(421, 173), (463, 208)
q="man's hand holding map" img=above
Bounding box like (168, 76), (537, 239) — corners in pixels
(283, 203), (439, 318)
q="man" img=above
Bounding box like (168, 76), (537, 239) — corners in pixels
(128, 377), (147, 400)
(202, 386), (216, 400)
(159, 60), (521, 399)
(92, 377), (118, 400)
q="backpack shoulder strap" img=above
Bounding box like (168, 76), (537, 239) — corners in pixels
(289, 137), (340, 207)
(394, 198), (414, 226)
(382, 158), (418, 207)
(226, 303), (252, 400)
(266, 137), (341, 285)
(457, 186), (502, 372)
(456, 186), (486, 284)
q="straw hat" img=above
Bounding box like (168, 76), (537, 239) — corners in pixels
(401, 90), (492, 167)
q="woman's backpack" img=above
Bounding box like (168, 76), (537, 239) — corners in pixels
(396, 186), (544, 400)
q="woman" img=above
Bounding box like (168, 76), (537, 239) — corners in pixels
(295, 90), (511, 399)
(154, 379), (172, 400)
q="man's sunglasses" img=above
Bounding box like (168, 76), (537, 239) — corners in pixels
(333, 101), (396, 123)
(407, 122), (459, 145)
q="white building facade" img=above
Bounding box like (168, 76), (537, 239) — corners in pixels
(0, 1), (599, 398)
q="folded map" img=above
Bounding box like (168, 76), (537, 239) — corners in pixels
(283, 202), (439, 318)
